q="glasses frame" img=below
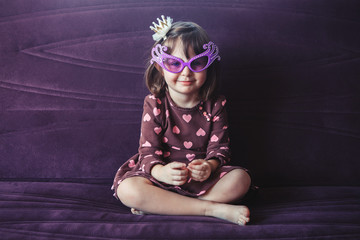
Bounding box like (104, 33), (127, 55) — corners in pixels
(150, 41), (221, 73)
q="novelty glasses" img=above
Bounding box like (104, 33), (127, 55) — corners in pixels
(150, 41), (221, 73)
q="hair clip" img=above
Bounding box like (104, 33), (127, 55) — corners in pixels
(150, 15), (173, 41)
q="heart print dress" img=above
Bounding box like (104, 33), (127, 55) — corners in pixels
(112, 91), (248, 198)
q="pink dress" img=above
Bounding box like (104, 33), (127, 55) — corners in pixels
(112, 91), (247, 198)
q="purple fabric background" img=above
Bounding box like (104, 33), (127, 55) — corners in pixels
(1, 0), (359, 239)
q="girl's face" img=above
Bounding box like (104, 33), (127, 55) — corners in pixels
(159, 39), (207, 101)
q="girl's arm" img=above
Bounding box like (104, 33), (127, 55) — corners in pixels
(137, 95), (167, 175)
(204, 96), (231, 167)
(138, 95), (189, 185)
(207, 159), (220, 172)
(187, 96), (230, 182)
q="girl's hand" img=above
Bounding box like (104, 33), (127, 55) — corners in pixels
(187, 159), (212, 182)
(151, 162), (188, 186)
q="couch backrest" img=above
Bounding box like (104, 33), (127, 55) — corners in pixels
(1, 0), (359, 186)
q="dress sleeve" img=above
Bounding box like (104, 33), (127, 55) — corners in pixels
(205, 96), (231, 166)
(137, 95), (166, 175)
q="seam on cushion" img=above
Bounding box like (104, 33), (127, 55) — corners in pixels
(0, 227), (126, 240)
(0, 81), (145, 104)
(0, 226), (359, 240)
(0, 194), (119, 211)
(1, 1), (358, 24)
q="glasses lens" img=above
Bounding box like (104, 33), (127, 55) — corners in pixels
(190, 56), (208, 72)
(164, 58), (182, 73)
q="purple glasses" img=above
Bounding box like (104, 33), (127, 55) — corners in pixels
(150, 41), (221, 73)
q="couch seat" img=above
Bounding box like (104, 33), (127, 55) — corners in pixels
(0, 182), (359, 239)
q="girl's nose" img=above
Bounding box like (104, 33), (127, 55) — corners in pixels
(181, 66), (192, 76)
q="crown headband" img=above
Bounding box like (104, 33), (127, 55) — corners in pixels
(150, 15), (173, 41)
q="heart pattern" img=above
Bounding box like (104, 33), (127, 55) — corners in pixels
(182, 114), (192, 123)
(197, 190), (206, 196)
(173, 126), (181, 134)
(196, 128), (206, 136)
(186, 153), (195, 161)
(133, 96), (231, 189)
(153, 108), (161, 116)
(128, 159), (135, 168)
(143, 113), (151, 122)
(212, 116), (220, 122)
(142, 141), (151, 147)
(155, 150), (163, 156)
(154, 127), (162, 135)
(211, 135), (219, 142)
(183, 141), (193, 149)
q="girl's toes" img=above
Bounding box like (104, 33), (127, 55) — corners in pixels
(237, 215), (250, 226)
(237, 218), (246, 226)
(131, 208), (146, 215)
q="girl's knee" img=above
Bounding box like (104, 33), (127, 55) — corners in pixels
(227, 169), (251, 195)
(238, 169), (251, 187)
(116, 177), (152, 208)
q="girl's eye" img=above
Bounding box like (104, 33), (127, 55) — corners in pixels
(191, 56), (208, 71)
(164, 58), (182, 72)
(165, 59), (180, 66)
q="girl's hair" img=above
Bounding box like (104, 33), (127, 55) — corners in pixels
(145, 21), (220, 101)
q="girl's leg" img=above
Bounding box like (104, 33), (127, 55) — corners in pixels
(117, 176), (250, 225)
(199, 168), (251, 203)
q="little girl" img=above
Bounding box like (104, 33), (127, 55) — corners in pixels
(112, 16), (252, 225)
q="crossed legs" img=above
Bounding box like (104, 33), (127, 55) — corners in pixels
(117, 169), (251, 225)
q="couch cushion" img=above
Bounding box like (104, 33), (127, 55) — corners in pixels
(1, 0), (360, 188)
(1, 182), (359, 239)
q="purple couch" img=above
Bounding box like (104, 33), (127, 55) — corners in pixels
(1, 0), (359, 239)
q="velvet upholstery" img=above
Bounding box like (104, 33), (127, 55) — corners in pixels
(1, 0), (359, 239)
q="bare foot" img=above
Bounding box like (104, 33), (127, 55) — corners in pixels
(207, 203), (250, 225)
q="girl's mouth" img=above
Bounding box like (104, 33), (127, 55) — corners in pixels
(179, 80), (195, 86)
(178, 78), (195, 84)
